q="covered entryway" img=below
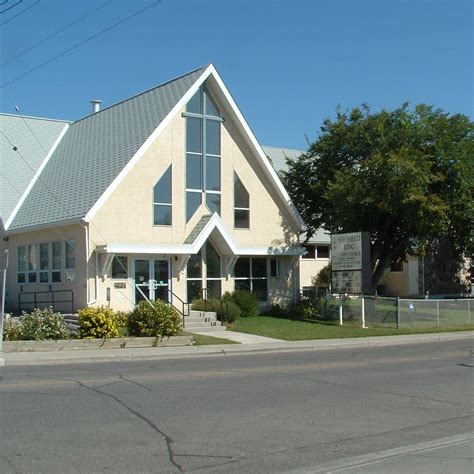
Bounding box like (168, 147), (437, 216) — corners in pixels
(133, 258), (170, 303)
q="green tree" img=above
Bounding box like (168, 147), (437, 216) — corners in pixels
(284, 104), (474, 292)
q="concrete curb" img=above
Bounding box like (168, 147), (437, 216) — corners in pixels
(1, 331), (472, 367)
(2, 335), (192, 352)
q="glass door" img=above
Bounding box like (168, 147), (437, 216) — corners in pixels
(134, 259), (150, 303)
(153, 260), (169, 301)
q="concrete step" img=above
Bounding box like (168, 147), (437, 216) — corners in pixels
(189, 309), (216, 318)
(185, 315), (218, 323)
(185, 325), (227, 332)
(183, 320), (223, 328)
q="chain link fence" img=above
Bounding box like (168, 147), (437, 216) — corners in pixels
(318, 295), (472, 328)
(399, 298), (472, 328)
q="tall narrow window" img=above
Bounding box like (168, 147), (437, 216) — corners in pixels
(187, 250), (202, 302)
(153, 166), (172, 225)
(17, 245), (26, 283)
(234, 173), (250, 228)
(205, 241), (221, 298)
(65, 240), (76, 283)
(184, 86), (222, 222)
(39, 243), (49, 283)
(52, 241), (62, 282)
(28, 244), (38, 283)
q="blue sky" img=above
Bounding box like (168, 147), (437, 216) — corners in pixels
(1, 0), (472, 149)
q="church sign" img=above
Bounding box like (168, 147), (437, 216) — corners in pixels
(331, 232), (371, 294)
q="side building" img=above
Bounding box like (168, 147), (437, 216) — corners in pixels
(2, 65), (305, 314)
(263, 146), (331, 297)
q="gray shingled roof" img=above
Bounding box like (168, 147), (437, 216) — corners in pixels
(184, 214), (212, 244)
(0, 114), (69, 225)
(262, 145), (303, 174)
(9, 66), (207, 231)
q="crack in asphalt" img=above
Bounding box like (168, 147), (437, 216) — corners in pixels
(73, 379), (183, 472)
(119, 373), (153, 392)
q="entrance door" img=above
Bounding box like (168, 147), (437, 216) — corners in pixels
(134, 258), (170, 303)
(153, 260), (169, 301)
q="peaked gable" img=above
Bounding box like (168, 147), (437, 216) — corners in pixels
(7, 66), (207, 231)
(7, 64), (304, 233)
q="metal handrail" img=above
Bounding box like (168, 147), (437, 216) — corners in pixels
(199, 287), (229, 319)
(18, 289), (74, 314)
(167, 288), (190, 328)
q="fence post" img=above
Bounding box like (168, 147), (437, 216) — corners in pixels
(396, 296), (400, 329)
(339, 294), (343, 326)
(361, 295), (366, 328)
(436, 300), (440, 327)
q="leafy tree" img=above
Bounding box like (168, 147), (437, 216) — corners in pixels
(284, 104), (474, 292)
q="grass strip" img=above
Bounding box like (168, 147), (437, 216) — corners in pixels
(230, 316), (474, 341)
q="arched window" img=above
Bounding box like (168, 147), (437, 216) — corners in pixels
(153, 166), (172, 226)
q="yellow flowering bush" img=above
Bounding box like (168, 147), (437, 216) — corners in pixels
(78, 306), (119, 339)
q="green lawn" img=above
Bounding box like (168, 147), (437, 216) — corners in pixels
(181, 331), (239, 345)
(229, 315), (474, 341)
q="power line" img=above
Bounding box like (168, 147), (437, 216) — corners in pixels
(0, 0), (163, 88)
(1, 1), (111, 65)
(0, 0), (22, 15)
(0, 0), (39, 26)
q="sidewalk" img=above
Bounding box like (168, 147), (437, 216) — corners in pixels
(1, 330), (472, 367)
(188, 330), (283, 344)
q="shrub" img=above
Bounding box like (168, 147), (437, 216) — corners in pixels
(3, 317), (23, 341)
(78, 306), (119, 339)
(20, 307), (70, 341)
(263, 303), (289, 318)
(191, 298), (241, 324)
(291, 296), (327, 320)
(191, 298), (211, 312)
(217, 300), (241, 323)
(128, 300), (181, 339)
(224, 290), (259, 317)
(114, 311), (130, 329)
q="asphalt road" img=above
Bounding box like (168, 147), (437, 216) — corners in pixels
(0, 339), (473, 473)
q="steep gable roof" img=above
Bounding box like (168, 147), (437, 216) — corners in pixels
(8, 66), (207, 231)
(7, 64), (305, 233)
(0, 113), (69, 227)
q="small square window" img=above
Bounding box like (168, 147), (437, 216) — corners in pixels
(302, 245), (315, 259)
(317, 246), (330, 259)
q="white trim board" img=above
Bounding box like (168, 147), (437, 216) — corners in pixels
(100, 214), (305, 257)
(4, 123), (70, 231)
